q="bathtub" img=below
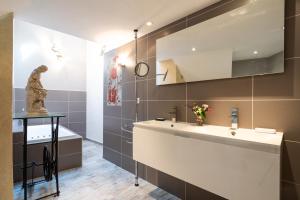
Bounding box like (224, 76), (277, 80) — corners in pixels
(13, 123), (82, 182)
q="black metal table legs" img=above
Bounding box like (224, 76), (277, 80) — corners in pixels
(23, 119), (28, 200)
(53, 117), (60, 196)
(22, 116), (61, 200)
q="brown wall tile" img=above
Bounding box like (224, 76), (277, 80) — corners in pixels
(253, 100), (300, 141)
(146, 166), (158, 186)
(285, 15), (300, 58)
(187, 77), (252, 100)
(147, 57), (156, 79)
(58, 153), (82, 171)
(286, 0), (300, 18)
(148, 101), (187, 122)
(187, 0), (248, 27)
(186, 182), (227, 200)
(281, 181), (300, 200)
(254, 59), (300, 99)
(137, 37), (148, 60)
(157, 171), (186, 199)
(188, 100), (252, 128)
(148, 79), (186, 100)
(282, 141), (300, 184)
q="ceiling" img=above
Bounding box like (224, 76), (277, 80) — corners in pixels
(0, 0), (219, 50)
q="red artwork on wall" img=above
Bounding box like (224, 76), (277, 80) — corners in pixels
(107, 55), (122, 106)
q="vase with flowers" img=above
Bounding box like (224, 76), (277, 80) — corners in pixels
(192, 104), (209, 126)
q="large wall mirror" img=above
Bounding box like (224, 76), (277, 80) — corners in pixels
(156, 0), (284, 85)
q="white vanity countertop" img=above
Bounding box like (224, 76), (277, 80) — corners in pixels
(133, 120), (283, 153)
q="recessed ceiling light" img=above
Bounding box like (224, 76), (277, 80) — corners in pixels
(192, 47), (196, 52)
(253, 50), (258, 55)
(146, 21), (153, 26)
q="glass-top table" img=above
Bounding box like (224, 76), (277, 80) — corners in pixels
(13, 112), (65, 200)
(13, 112), (65, 119)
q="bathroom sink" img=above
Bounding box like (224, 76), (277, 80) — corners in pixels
(134, 120), (283, 153)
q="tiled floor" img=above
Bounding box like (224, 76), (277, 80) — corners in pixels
(14, 140), (179, 200)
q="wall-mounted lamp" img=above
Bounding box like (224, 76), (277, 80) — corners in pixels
(116, 53), (129, 68)
(51, 44), (64, 60)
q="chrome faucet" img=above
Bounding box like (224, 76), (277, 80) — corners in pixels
(231, 108), (239, 130)
(168, 106), (177, 122)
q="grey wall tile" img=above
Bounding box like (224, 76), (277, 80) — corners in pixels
(103, 146), (121, 167)
(43, 113), (68, 125)
(104, 116), (121, 135)
(122, 118), (134, 139)
(69, 91), (86, 101)
(46, 90), (69, 101)
(69, 101), (86, 112)
(45, 101), (68, 112)
(122, 80), (147, 101)
(121, 155), (135, 174)
(14, 88), (25, 101)
(14, 100), (25, 113)
(28, 118), (44, 126)
(104, 104), (121, 118)
(122, 137), (132, 157)
(122, 101), (147, 121)
(103, 131), (121, 152)
(69, 112), (86, 123)
(69, 123), (86, 135)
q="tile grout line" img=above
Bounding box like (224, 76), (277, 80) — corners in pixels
(187, 0), (234, 22)
(252, 76), (254, 129)
(186, 83), (188, 122)
(285, 13), (300, 20)
(285, 140), (300, 144)
(185, 17), (188, 123)
(67, 91), (69, 128)
(147, 33), (149, 121)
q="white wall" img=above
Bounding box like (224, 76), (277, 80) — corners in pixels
(13, 20), (86, 91)
(86, 41), (103, 143)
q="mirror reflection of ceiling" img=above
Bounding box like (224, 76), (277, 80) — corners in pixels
(156, 0), (284, 85)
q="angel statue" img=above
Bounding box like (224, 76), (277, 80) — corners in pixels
(26, 65), (48, 115)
